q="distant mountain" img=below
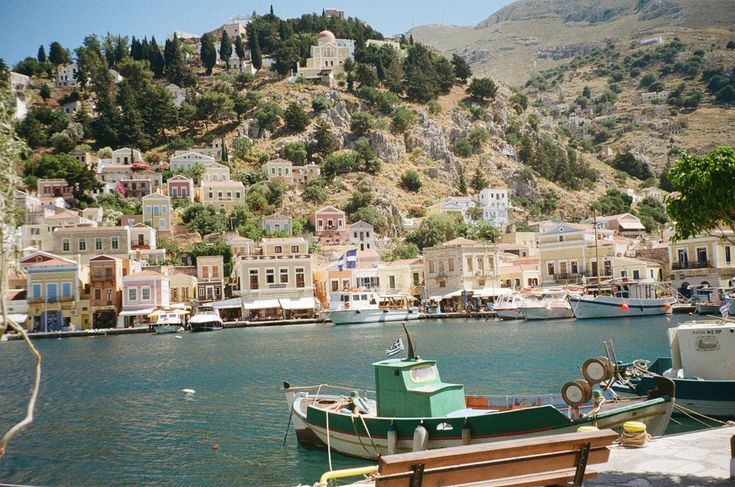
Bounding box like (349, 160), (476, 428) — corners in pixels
(411, 0), (735, 86)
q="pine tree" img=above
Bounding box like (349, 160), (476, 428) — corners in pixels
(200, 33), (217, 76)
(470, 167), (488, 192)
(249, 26), (262, 70)
(450, 54), (472, 83)
(37, 45), (47, 63)
(219, 31), (232, 70)
(234, 35), (246, 71)
(48, 41), (70, 74)
(39, 83), (51, 100)
(458, 165), (468, 195)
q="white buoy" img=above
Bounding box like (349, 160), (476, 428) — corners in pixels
(175, 335), (183, 339)
(412, 423), (428, 452)
(182, 388), (195, 394)
(387, 423), (398, 455)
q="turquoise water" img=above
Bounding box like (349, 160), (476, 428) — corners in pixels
(0, 315), (699, 486)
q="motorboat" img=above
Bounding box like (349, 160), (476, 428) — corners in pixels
(189, 304), (224, 332)
(493, 292), (524, 320)
(520, 289), (579, 321)
(321, 290), (420, 325)
(153, 309), (185, 334)
(569, 279), (677, 319)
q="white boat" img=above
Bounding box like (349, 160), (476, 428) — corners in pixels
(189, 305), (224, 332)
(493, 292), (524, 320)
(569, 279), (677, 320)
(521, 289), (578, 321)
(153, 310), (185, 334)
(321, 290), (420, 325)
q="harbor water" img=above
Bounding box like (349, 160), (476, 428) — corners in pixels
(0, 315), (707, 486)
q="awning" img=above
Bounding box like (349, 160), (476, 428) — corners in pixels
(472, 287), (514, 298)
(0, 313), (28, 324)
(428, 295), (444, 301)
(242, 299), (281, 310)
(211, 298), (243, 310)
(442, 289), (464, 299)
(279, 297), (319, 310)
(119, 308), (155, 317)
(619, 221), (646, 230)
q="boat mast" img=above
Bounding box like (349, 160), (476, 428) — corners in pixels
(593, 209), (601, 291)
(401, 322), (416, 360)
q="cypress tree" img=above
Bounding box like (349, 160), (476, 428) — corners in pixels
(200, 33), (217, 76)
(376, 56), (385, 81)
(37, 45), (47, 63)
(219, 31), (233, 70)
(148, 37), (165, 79)
(250, 26), (262, 70)
(234, 35), (246, 70)
(458, 165), (467, 195)
(221, 137), (228, 163)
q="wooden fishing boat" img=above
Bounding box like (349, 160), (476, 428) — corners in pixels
(283, 327), (674, 460)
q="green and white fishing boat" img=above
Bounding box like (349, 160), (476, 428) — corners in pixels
(283, 326), (674, 460)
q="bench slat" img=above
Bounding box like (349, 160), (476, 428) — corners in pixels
(453, 468), (599, 487)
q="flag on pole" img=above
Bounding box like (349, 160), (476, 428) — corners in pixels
(337, 248), (358, 271)
(720, 301), (730, 318)
(386, 338), (404, 357)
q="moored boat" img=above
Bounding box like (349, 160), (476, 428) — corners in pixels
(493, 292), (524, 320)
(189, 304), (224, 332)
(569, 279), (677, 319)
(152, 309), (185, 334)
(520, 289), (579, 321)
(321, 290), (420, 325)
(283, 326), (674, 460)
(610, 319), (735, 418)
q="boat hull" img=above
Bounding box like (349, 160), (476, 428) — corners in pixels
(291, 395), (673, 460)
(494, 308), (522, 320)
(154, 324), (184, 334)
(325, 308), (420, 325)
(522, 306), (574, 320)
(569, 296), (676, 319)
(190, 323), (223, 332)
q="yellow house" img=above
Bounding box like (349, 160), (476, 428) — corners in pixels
(168, 269), (198, 305)
(667, 228), (735, 291)
(142, 193), (173, 235)
(21, 251), (91, 331)
(377, 257), (424, 299)
(423, 237), (501, 298)
(200, 180), (246, 212)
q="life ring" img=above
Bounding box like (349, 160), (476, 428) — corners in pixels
(344, 302), (350, 309)
(611, 284), (619, 294)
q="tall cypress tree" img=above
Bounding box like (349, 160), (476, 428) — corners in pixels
(200, 33), (217, 76)
(234, 35), (246, 71)
(148, 36), (164, 79)
(37, 45), (47, 63)
(219, 31), (232, 70)
(249, 26), (262, 70)
(164, 34), (185, 83)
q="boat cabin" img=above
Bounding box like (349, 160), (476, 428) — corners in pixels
(610, 279), (671, 300)
(373, 358), (465, 417)
(328, 290), (379, 311)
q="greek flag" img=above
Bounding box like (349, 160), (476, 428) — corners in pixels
(337, 248), (358, 271)
(720, 301), (730, 318)
(386, 338), (404, 357)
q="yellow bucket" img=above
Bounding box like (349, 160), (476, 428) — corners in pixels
(623, 421), (647, 433)
(576, 426), (599, 433)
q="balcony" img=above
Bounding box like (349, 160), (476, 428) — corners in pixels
(554, 273), (580, 281)
(672, 260), (710, 270)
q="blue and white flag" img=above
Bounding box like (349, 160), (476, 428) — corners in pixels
(720, 301), (730, 318)
(337, 248), (358, 271)
(386, 338), (404, 357)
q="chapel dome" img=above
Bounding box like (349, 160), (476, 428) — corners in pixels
(317, 30), (336, 43)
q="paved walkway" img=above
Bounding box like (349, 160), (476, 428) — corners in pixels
(588, 424), (735, 486)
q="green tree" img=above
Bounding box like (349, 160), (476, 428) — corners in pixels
(232, 137), (253, 159)
(148, 36), (165, 78)
(350, 111), (374, 136)
(467, 77), (498, 101)
(309, 119), (338, 159)
(234, 35), (246, 70)
(463, 220), (500, 242)
(666, 146), (735, 242)
(253, 100), (284, 131)
(610, 152), (653, 180)
(386, 242), (420, 261)
(302, 177), (328, 203)
(403, 43), (440, 102)
(591, 189), (632, 215)
(392, 106), (416, 132)
(405, 213), (463, 249)
(219, 31), (233, 70)
(37, 45), (47, 63)
(39, 84), (51, 101)
(249, 25), (262, 70)
(450, 54), (472, 83)
(200, 33), (217, 76)
(48, 41), (70, 74)
(400, 170), (422, 192)
(457, 165), (468, 195)
(284, 102), (310, 132)
(283, 141), (308, 164)
(470, 167), (488, 191)
(196, 90), (235, 129)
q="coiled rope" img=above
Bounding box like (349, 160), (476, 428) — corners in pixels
(617, 429), (651, 448)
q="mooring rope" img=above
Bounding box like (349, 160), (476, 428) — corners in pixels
(359, 413), (381, 457)
(351, 414), (373, 456)
(617, 430), (651, 448)
(326, 409), (333, 472)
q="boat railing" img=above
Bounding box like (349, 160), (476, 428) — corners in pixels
(283, 383), (375, 399)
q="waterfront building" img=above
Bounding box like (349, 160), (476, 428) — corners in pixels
(310, 206), (347, 245)
(232, 237), (316, 319)
(88, 255), (124, 329)
(667, 228), (735, 294)
(21, 251), (90, 331)
(201, 162), (231, 183)
(200, 180), (246, 212)
(423, 237), (501, 301)
(348, 220), (375, 251)
(166, 175), (195, 201)
(129, 222), (156, 249)
(261, 215), (293, 235)
(169, 151), (215, 171)
(197, 256), (225, 302)
(167, 269), (197, 306)
(53, 225), (131, 265)
(497, 232), (539, 256)
(263, 157), (293, 184)
(377, 257), (425, 300)
(497, 255), (540, 289)
(141, 193), (173, 234)
(225, 232), (255, 257)
(120, 270), (170, 327)
(111, 147), (143, 166)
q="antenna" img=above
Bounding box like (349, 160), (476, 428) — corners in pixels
(401, 322), (416, 360)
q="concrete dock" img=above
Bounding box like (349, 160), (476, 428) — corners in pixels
(589, 424), (735, 486)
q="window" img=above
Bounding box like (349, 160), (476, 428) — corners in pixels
(559, 235), (564, 242)
(202, 266), (209, 278)
(633, 270), (641, 280)
(571, 261), (578, 274)
(94, 266), (102, 279)
(62, 239), (70, 252)
(331, 280), (339, 292)
(266, 269), (275, 284)
(95, 238), (103, 250)
(111, 237), (119, 250)
(94, 289), (101, 300)
(560, 262), (568, 274)
(726, 246), (732, 263)
(413, 272), (420, 286)
(477, 257), (484, 272)
(249, 270), (259, 289)
(603, 260), (612, 276)
(159, 219), (167, 229)
(466, 257), (473, 272)
(275, 246), (282, 254)
(389, 275), (396, 289)
(106, 289), (112, 302)
(128, 288), (137, 302)
(448, 259), (454, 272)
(353, 232), (358, 238)
(696, 247), (708, 264)
(318, 220), (323, 228)
(291, 245), (299, 253)
(280, 268), (289, 284)
(32, 283), (41, 298)
(141, 287), (151, 300)
(428, 261), (435, 273)
(78, 239), (87, 251)
(296, 268), (305, 288)
(547, 263), (555, 276)
(145, 206), (152, 214)
(212, 266), (219, 278)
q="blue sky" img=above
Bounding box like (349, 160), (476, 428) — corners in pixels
(0, 0), (512, 65)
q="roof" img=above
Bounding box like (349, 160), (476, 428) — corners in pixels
(262, 237), (306, 244)
(265, 158), (292, 165)
(142, 193), (170, 200)
(386, 257), (423, 267)
(349, 220), (374, 229)
(315, 205), (344, 215)
(89, 255), (118, 261)
(167, 174), (193, 182)
(125, 270), (164, 278)
(442, 237), (479, 246)
(201, 180), (244, 187)
(318, 30), (336, 41)
(26, 258), (78, 267)
(542, 223), (586, 236)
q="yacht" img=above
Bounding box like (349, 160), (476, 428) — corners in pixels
(569, 279), (676, 319)
(521, 289), (578, 320)
(321, 290), (420, 325)
(189, 304), (224, 332)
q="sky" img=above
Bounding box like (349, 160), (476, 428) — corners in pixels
(0, 0), (513, 65)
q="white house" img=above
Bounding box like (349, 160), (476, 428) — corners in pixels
(477, 187), (510, 230)
(110, 148), (143, 166)
(165, 83), (186, 107)
(169, 151), (215, 171)
(349, 221), (375, 251)
(56, 63), (79, 88)
(201, 162), (230, 183)
(297, 30), (355, 79)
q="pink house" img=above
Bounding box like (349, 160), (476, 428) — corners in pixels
(310, 205), (348, 245)
(119, 270), (170, 327)
(167, 175), (195, 201)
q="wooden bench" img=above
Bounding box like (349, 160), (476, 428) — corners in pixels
(374, 429), (618, 487)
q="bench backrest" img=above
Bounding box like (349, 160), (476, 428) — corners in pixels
(375, 429), (618, 487)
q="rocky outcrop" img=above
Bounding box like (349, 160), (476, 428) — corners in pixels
(367, 130), (406, 164)
(406, 112), (454, 168)
(510, 168), (540, 199)
(323, 91), (351, 129)
(239, 118), (270, 140)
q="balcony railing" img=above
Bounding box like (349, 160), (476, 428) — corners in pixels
(554, 272), (580, 281)
(672, 260), (710, 270)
